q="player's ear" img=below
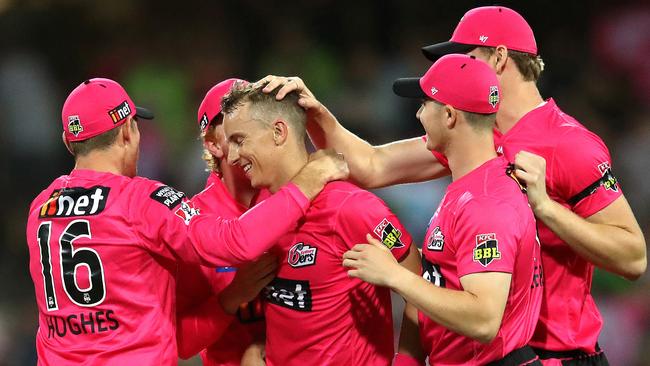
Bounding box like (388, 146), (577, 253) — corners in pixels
(120, 116), (139, 147)
(272, 119), (289, 145)
(494, 46), (508, 75)
(445, 105), (457, 130)
(120, 117), (133, 144)
(61, 132), (74, 156)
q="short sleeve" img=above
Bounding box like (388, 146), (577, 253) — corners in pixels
(421, 135), (449, 168)
(336, 191), (412, 261)
(551, 130), (623, 218)
(454, 199), (520, 278)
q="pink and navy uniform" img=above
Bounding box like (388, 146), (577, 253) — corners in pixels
(493, 99), (622, 353)
(263, 181), (412, 366)
(176, 172), (265, 366)
(420, 156), (543, 365)
(26, 169), (309, 366)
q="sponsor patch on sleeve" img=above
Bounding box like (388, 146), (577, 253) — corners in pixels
(174, 199), (200, 225)
(473, 233), (501, 267)
(373, 218), (405, 250)
(150, 186), (186, 210)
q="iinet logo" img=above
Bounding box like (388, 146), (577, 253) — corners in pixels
(39, 186), (110, 218)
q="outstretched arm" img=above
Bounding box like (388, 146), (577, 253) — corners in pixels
(260, 76), (450, 189)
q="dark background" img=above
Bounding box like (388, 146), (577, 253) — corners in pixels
(1, 0), (649, 365)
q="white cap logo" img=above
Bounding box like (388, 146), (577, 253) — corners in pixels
(430, 87), (438, 96)
(479, 35), (489, 43)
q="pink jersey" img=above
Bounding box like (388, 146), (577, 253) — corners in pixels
(493, 99), (622, 353)
(420, 157), (542, 365)
(176, 172), (265, 366)
(26, 169), (309, 366)
(262, 181), (412, 366)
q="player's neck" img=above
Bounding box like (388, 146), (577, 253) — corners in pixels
(445, 132), (497, 182)
(73, 149), (127, 176)
(496, 78), (544, 135)
(268, 147), (309, 194)
(219, 165), (257, 208)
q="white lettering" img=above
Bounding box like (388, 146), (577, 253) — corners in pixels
(58, 196), (76, 216)
(73, 196), (89, 215)
(89, 188), (105, 214)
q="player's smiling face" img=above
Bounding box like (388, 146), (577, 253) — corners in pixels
(223, 102), (278, 189)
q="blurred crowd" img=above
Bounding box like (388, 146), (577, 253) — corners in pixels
(0, 0), (648, 365)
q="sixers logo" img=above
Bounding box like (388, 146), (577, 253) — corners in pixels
(426, 226), (444, 251)
(287, 243), (317, 268)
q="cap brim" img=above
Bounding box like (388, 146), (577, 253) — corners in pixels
(422, 42), (476, 61)
(393, 78), (427, 99)
(135, 106), (154, 120)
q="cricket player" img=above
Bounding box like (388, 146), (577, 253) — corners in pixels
(262, 7), (646, 365)
(26, 78), (347, 365)
(344, 54), (543, 365)
(220, 82), (421, 366)
(176, 78), (268, 365)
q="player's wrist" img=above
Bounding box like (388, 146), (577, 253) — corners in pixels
(386, 265), (413, 291)
(531, 195), (555, 219)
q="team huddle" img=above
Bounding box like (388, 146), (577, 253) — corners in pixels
(26, 6), (645, 366)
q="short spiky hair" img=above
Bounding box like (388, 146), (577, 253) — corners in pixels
(221, 81), (307, 142)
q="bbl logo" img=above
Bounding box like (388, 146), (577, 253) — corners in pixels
(68, 115), (83, 137)
(373, 218), (405, 250)
(199, 113), (210, 131)
(488, 86), (499, 108)
(473, 233), (501, 267)
(108, 101), (131, 124)
(426, 226), (445, 251)
(598, 162), (619, 192)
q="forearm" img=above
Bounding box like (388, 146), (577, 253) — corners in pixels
(176, 295), (235, 359)
(390, 269), (497, 343)
(534, 198), (646, 279)
(306, 105), (378, 187)
(189, 183), (308, 265)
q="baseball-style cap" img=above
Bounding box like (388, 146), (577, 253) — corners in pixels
(62, 78), (153, 142)
(393, 54), (500, 114)
(197, 78), (248, 132)
(422, 6), (537, 61)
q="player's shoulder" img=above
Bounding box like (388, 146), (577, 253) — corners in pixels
(28, 175), (69, 216)
(544, 100), (607, 147)
(319, 181), (382, 204)
(122, 176), (188, 211)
